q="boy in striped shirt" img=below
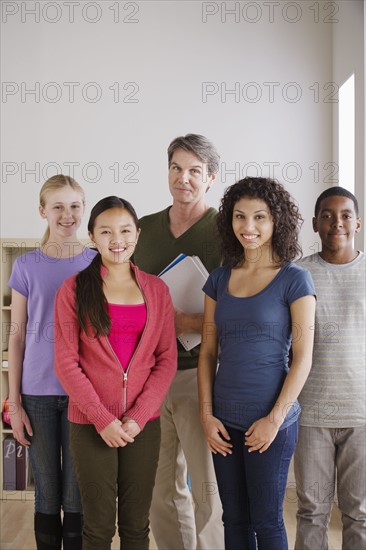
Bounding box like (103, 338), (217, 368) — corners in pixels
(295, 186), (365, 550)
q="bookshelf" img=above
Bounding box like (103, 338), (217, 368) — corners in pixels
(1, 239), (38, 501)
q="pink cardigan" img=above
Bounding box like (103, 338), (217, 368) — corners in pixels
(54, 263), (177, 433)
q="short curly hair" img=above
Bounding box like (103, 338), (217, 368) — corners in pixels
(217, 177), (303, 266)
(314, 186), (359, 217)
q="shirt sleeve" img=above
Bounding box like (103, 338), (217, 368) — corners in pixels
(286, 265), (316, 305)
(202, 268), (219, 300)
(8, 257), (29, 298)
(203, 266), (230, 302)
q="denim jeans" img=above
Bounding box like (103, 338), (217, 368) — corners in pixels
(213, 420), (298, 550)
(22, 394), (82, 515)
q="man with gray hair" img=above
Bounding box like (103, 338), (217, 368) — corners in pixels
(134, 134), (224, 549)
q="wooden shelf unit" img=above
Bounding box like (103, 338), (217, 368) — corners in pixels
(1, 239), (39, 501)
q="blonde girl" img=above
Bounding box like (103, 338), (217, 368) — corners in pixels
(8, 175), (96, 550)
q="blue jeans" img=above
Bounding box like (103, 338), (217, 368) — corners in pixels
(22, 395), (82, 515)
(213, 420), (298, 550)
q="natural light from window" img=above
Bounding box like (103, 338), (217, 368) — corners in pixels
(338, 74), (355, 193)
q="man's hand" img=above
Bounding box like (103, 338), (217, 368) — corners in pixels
(174, 308), (203, 336)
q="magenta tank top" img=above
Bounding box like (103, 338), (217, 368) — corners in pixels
(107, 303), (147, 370)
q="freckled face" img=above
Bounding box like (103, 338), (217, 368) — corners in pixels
(232, 197), (274, 251)
(168, 148), (215, 206)
(90, 207), (140, 266)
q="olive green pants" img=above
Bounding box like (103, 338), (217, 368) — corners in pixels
(69, 419), (161, 550)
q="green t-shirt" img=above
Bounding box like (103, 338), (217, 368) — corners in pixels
(134, 206), (221, 370)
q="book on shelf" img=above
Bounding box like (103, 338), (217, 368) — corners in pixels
(16, 442), (29, 491)
(3, 435), (16, 490)
(2, 435), (31, 491)
(159, 254), (209, 351)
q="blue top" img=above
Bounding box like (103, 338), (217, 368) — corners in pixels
(203, 262), (315, 431)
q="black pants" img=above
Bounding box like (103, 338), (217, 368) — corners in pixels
(70, 419), (161, 550)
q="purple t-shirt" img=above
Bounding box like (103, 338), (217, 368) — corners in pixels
(8, 247), (97, 395)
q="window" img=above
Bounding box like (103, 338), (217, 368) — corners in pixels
(338, 74), (355, 193)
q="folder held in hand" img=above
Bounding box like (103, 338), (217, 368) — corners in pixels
(159, 255), (209, 351)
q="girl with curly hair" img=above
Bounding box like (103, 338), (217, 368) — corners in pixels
(198, 177), (316, 549)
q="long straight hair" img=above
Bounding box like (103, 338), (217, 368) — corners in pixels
(75, 196), (139, 336)
(39, 175), (85, 245)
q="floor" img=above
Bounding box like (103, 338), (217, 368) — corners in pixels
(0, 488), (343, 549)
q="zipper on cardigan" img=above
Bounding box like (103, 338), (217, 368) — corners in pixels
(123, 277), (150, 398)
(122, 372), (128, 414)
(105, 336), (133, 416)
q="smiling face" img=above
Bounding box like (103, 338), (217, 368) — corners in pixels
(39, 185), (84, 240)
(232, 197), (275, 253)
(168, 148), (215, 206)
(313, 195), (361, 257)
(90, 207), (140, 266)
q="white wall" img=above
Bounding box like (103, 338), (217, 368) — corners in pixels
(1, 1), (337, 256)
(332, 0), (364, 250)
